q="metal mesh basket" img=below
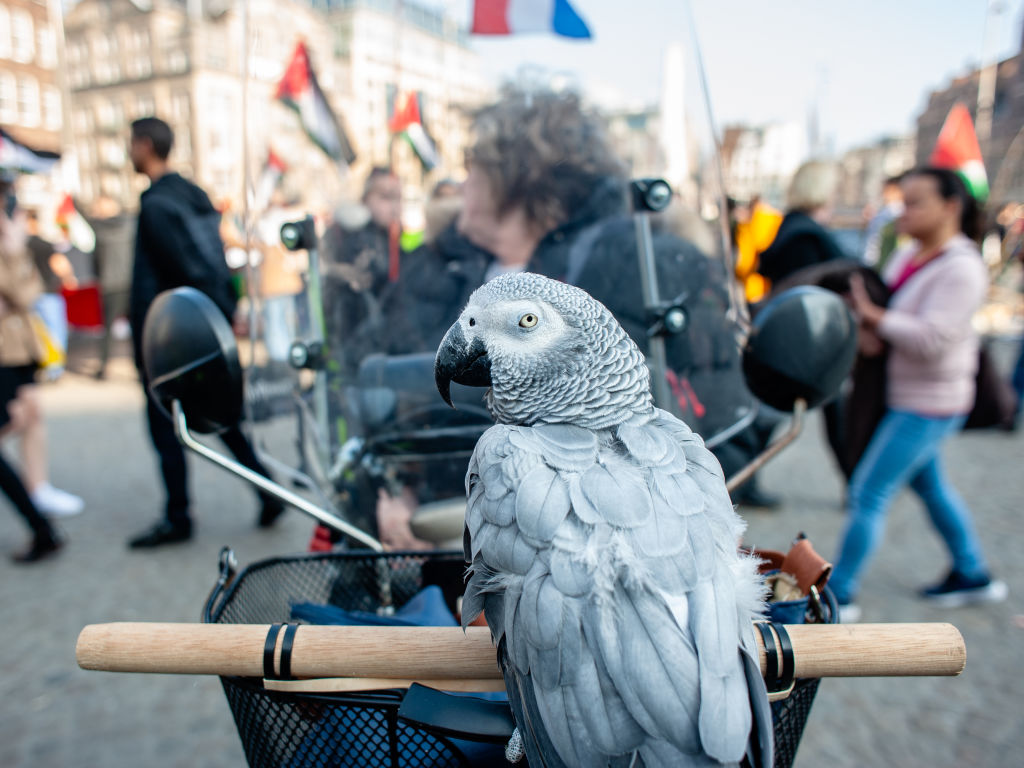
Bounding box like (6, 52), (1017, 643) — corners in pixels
(768, 585), (838, 768)
(204, 549), (834, 767)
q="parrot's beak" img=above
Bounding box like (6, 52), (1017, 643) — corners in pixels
(435, 322), (491, 408)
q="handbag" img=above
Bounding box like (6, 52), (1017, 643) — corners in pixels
(964, 344), (1016, 430)
(28, 312), (65, 369)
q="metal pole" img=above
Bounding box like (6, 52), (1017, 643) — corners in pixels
(172, 401), (383, 551)
(303, 224), (331, 465)
(633, 212), (673, 411)
(975, 0), (1003, 156)
(725, 398), (806, 494)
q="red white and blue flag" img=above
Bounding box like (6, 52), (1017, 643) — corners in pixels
(471, 0), (592, 39)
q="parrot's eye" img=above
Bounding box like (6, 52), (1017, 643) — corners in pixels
(518, 313), (538, 328)
(468, 318), (475, 327)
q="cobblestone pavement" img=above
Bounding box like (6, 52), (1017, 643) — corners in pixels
(1, 343), (1022, 767)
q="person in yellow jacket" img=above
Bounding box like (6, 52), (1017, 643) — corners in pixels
(732, 196), (782, 303)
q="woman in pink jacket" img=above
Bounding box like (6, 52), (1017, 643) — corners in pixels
(832, 167), (1007, 619)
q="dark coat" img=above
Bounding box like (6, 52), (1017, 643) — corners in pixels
(757, 210), (846, 286)
(530, 177), (750, 440)
(86, 213), (136, 293)
(129, 172), (235, 364)
(381, 221), (493, 356)
(322, 219), (395, 368)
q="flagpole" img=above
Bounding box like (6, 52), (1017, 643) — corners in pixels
(389, 0), (405, 171)
(46, 0), (79, 198)
(975, 0), (1004, 158)
(240, 0), (260, 380)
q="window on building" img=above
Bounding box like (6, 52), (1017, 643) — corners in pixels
(37, 24), (56, 68)
(74, 108), (93, 134)
(0, 8), (11, 60)
(17, 75), (39, 126)
(92, 33), (120, 83)
(43, 85), (61, 131)
(96, 100), (125, 130)
(70, 65), (90, 89)
(93, 33), (109, 58)
(0, 71), (15, 123)
(101, 138), (125, 167)
(166, 48), (188, 73)
(135, 54), (152, 79)
(135, 94), (155, 118)
(11, 10), (34, 63)
(78, 140), (94, 168)
(171, 91), (190, 122)
(176, 127), (191, 158)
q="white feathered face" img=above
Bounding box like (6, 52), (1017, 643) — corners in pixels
(434, 289), (584, 411)
(461, 296), (574, 360)
(435, 272), (651, 427)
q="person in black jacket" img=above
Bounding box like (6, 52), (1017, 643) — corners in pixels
(757, 160), (846, 287)
(126, 117), (284, 549)
(456, 87), (755, 467)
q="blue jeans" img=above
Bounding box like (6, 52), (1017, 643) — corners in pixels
(34, 293), (68, 353)
(830, 409), (988, 603)
(1012, 333), (1024, 403)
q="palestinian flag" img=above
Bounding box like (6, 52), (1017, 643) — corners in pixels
(276, 42), (357, 165)
(929, 103), (988, 201)
(0, 128), (60, 174)
(389, 90), (440, 171)
(252, 148), (287, 212)
(55, 194), (95, 253)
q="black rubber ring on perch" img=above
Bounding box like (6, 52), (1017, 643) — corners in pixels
(755, 621), (779, 690)
(279, 623), (299, 681)
(773, 622), (796, 691)
(264, 623), (284, 679)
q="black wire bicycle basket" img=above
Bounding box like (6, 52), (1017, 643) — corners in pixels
(203, 548), (836, 768)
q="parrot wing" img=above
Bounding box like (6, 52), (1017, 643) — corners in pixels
(463, 417), (770, 767)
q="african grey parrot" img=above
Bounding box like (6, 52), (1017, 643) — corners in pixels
(434, 272), (773, 768)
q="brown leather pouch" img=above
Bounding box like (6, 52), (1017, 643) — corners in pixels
(746, 533), (833, 597)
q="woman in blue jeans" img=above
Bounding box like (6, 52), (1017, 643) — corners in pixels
(834, 168), (1007, 620)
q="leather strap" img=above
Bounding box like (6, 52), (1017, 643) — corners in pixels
(263, 623), (283, 680)
(279, 624), (299, 681)
(775, 623), (796, 691)
(780, 538), (832, 595)
(754, 622), (779, 690)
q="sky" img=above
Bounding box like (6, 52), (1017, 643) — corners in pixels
(440, 0), (1024, 152)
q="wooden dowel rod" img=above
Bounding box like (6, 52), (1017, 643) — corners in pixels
(76, 622), (965, 680)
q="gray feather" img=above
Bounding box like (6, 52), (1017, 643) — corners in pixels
(482, 491), (517, 526)
(549, 547), (592, 596)
(515, 464), (571, 539)
(579, 461), (652, 527)
(689, 571), (751, 763)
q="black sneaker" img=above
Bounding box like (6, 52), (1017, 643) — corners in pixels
(11, 533), (63, 564)
(920, 570), (1008, 608)
(257, 499), (287, 529)
(128, 520), (192, 549)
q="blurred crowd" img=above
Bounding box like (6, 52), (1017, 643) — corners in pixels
(1, 88), (1021, 629)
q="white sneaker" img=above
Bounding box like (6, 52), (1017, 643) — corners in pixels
(32, 483), (85, 518)
(837, 603), (862, 624)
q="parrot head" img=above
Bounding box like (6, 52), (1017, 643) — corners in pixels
(434, 271), (652, 428)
